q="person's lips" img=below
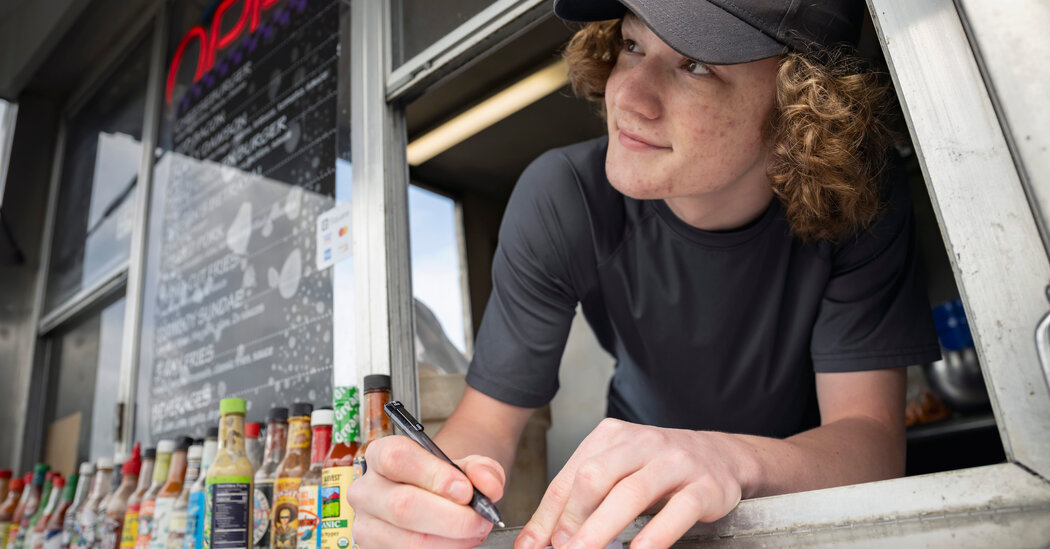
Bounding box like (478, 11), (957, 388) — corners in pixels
(617, 128), (669, 151)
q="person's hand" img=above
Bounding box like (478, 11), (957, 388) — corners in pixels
(514, 419), (744, 549)
(347, 434), (506, 548)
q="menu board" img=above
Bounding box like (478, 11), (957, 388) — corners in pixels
(144, 0), (339, 439)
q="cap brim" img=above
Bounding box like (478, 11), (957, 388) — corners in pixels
(553, 0), (787, 64)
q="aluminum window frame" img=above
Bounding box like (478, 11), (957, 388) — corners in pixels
(356, 0), (1050, 540)
(20, 4), (163, 465)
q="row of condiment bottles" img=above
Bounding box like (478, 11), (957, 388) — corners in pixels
(0, 375), (393, 549)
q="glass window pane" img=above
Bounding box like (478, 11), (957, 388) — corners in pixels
(136, 0), (343, 441)
(44, 42), (150, 312)
(393, 0), (497, 68)
(0, 99), (16, 205)
(43, 297), (126, 473)
(409, 184), (469, 375)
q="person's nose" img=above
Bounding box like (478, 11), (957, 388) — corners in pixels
(610, 60), (663, 120)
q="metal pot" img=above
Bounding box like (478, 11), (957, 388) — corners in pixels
(922, 347), (991, 412)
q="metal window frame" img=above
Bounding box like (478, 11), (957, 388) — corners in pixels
(20, 3), (163, 465)
(358, 0), (1050, 540)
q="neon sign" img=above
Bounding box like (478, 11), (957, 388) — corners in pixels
(166, 0), (285, 105)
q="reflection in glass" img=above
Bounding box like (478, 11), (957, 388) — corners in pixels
(44, 297), (126, 470)
(44, 42), (150, 312)
(394, 0), (497, 68)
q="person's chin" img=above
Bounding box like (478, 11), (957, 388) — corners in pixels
(606, 170), (671, 200)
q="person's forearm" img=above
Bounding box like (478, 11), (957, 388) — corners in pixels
(432, 393), (532, 483)
(718, 416), (905, 500)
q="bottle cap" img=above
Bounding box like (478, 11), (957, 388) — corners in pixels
(52, 475), (65, 488)
(156, 439), (175, 454)
(219, 398), (247, 415)
(143, 447), (157, 460)
(96, 457), (113, 469)
(175, 436), (194, 451)
(0, 470), (11, 479)
(187, 444), (203, 461)
(245, 422), (261, 438)
(78, 462), (95, 475)
(290, 402), (313, 418)
(207, 427), (220, 439)
(23, 472), (32, 484)
(10, 478), (24, 491)
(44, 472), (55, 482)
(33, 463), (50, 474)
(62, 475), (77, 500)
(122, 442), (142, 475)
(268, 407), (289, 423)
(363, 374), (392, 391)
(311, 408), (334, 426)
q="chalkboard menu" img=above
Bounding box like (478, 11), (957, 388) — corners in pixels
(140, 0), (340, 439)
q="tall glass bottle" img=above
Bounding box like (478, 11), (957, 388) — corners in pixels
(271, 403), (312, 549)
(321, 387), (360, 549)
(100, 443), (142, 549)
(296, 409), (331, 549)
(353, 375), (392, 478)
(150, 437), (192, 549)
(41, 474), (77, 549)
(244, 424), (263, 473)
(185, 429), (217, 549)
(28, 474), (62, 549)
(204, 398), (253, 549)
(135, 440), (174, 549)
(0, 477), (25, 549)
(98, 453), (126, 519)
(252, 408), (287, 549)
(62, 464), (93, 549)
(76, 458), (113, 549)
(19, 472), (55, 549)
(120, 448), (155, 549)
(164, 440), (202, 549)
(12, 465), (49, 549)
(7, 473), (34, 549)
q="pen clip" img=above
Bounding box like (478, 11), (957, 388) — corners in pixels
(385, 401), (425, 432)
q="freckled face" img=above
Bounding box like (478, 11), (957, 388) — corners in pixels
(604, 15), (780, 201)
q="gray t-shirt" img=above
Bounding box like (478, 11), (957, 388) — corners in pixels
(466, 136), (941, 438)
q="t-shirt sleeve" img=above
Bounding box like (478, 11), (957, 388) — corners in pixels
(465, 149), (591, 408)
(810, 172), (942, 372)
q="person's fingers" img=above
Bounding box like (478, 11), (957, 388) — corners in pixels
(514, 467), (575, 549)
(549, 444), (647, 547)
(455, 455), (507, 504)
(564, 464), (677, 549)
(352, 470), (493, 539)
(365, 435), (474, 503)
(629, 485), (735, 549)
(352, 511), (488, 549)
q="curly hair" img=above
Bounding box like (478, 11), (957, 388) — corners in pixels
(562, 20), (897, 242)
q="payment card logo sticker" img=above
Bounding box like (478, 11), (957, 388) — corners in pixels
(315, 201), (352, 271)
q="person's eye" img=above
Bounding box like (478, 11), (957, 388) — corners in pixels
(622, 38), (639, 53)
(683, 59), (711, 75)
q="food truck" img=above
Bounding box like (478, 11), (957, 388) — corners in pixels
(0, 0), (1047, 546)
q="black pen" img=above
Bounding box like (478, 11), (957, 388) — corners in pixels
(384, 400), (506, 528)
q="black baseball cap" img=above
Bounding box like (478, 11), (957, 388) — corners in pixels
(553, 0), (865, 64)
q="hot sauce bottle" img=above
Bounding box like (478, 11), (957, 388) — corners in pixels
(296, 409), (331, 549)
(120, 448), (156, 549)
(253, 408), (287, 549)
(164, 440), (202, 549)
(41, 473), (78, 549)
(151, 437), (192, 549)
(320, 387), (360, 549)
(7, 473), (35, 549)
(13, 465), (49, 549)
(204, 398), (254, 549)
(77, 459), (112, 549)
(29, 475), (64, 549)
(185, 429), (217, 549)
(352, 375), (392, 479)
(0, 476), (25, 549)
(271, 403), (312, 549)
(20, 472), (55, 549)
(136, 440), (175, 549)
(99, 443), (143, 549)
(62, 464), (94, 549)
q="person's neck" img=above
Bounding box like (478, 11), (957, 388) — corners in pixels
(663, 176), (774, 232)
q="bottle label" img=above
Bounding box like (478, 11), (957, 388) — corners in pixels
(165, 508), (187, 549)
(62, 514), (78, 548)
(295, 485), (319, 549)
(271, 479), (300, 549)
(136, 500), (156, 549)
(100, 516), (125, 549)
(0, 521), (9, 549)
(351, 457), (365, 481)
(150, 498), (176, 549)
(120, 507), (140, 549)
(251, 482), (273, 548)
(77, 508), (98, 549)
(206, 479), (251, 549)
(184, 492), (204, 549)
(320, 467), (354, 549)
(41, 528), (64, 549)
(7, 524), (17, 549)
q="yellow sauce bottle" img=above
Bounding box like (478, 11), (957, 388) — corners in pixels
(205, 399), (253, 549)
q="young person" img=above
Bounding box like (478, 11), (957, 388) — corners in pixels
(348, 1), (940, 548)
